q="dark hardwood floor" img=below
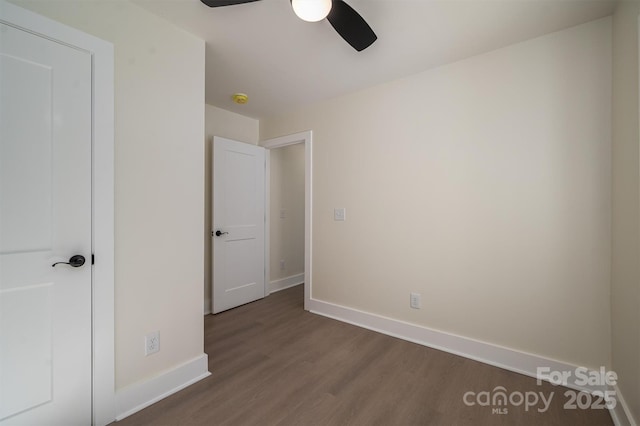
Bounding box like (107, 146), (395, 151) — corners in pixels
(116, 285), (613, 425)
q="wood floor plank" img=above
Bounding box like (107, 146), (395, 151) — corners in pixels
(114, 285), (613, 426)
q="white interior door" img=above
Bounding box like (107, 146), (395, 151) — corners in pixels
(213, 137), (265, 314)
(0, 21), (92, 425)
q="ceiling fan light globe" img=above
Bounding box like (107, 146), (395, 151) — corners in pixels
(292, 0), (332, 22)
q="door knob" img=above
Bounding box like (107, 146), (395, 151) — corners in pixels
(52, 255), (86, 268)
(215, 230), (229, 237)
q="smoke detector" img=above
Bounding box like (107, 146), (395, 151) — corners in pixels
(232, 93), (248, 104)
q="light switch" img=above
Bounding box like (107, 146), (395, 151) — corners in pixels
(334, 208), (346, 221)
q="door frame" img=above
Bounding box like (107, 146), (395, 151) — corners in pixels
(262, 131), (312, 310)
(0, 1), (115, 424)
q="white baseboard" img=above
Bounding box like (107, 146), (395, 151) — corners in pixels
(269, 273), (304, 294)
(115, 353), (210, 421)
(309, 298), (618, 397)
(204, 298), (211, 316)
(610, 384), (637, 426)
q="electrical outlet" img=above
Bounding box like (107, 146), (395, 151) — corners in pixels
(145, 331), (159, 356)
(334, 208), (346, 221)
(410, 293), (421, 309)
(280, 259), (285, 271)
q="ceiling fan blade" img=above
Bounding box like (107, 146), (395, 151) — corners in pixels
(200, 0), (261, 7)
(327, 0), (377, 52)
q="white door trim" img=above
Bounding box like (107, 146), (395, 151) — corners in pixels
(262, 131), (312, 311)
(0, 2), (115, 424)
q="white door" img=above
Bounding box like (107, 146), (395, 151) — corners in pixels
(0, 21), (92, 426)
(212, 137), (265, 313)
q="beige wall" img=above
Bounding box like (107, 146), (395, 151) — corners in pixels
(612, 1), (640, 423)
(269, 143), (305, 282)
(12, 0), (206, 389)
(262, 18), (612, 369)
(205, 104), (259, 145)
(204, 104), (259, 313)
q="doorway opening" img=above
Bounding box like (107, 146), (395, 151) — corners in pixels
(263, 131), (312, 310)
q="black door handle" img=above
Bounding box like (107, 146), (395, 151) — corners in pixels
(215, 230), (229, 237)
(52, 255), (86, 268)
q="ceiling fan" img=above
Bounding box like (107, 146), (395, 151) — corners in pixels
(200, 0), (377, 52)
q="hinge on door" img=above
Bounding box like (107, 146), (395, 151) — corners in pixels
(91, 254), (95, 265)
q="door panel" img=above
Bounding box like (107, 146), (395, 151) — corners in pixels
(0, 22), (92, 425)
(0, 53), (52, 254)
(213, 137), (265, 313)
(0, 283), (52, 419)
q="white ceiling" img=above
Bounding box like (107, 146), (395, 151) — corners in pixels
(133, 0), (616, 119)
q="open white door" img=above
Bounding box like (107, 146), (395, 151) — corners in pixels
(212, 137), (266, 313)
(0, 20), (92, 426)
